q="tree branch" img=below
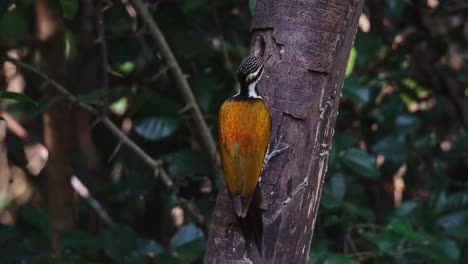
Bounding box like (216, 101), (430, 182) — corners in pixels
(71, 175), (114, 226)
(2, 56), (207, 235)
(129, 0), (219, 172)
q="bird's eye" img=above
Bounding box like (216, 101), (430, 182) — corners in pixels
(245, 66), (263, 82)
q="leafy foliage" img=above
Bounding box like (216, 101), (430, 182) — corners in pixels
(312, 1), (468, 263)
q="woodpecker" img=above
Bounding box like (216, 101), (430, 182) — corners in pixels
(218, 56), (270, 218)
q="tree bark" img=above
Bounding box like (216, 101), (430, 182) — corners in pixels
(205, 1), (364, 263)
(35, 0), (76, 245)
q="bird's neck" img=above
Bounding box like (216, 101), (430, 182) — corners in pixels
(237, 79), (261, 99)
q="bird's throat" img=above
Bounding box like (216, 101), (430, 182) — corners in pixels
(238, 80), (261, 99)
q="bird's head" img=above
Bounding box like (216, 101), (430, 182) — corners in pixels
(237, 56), (265, 87)
(236, 56), (265, 98)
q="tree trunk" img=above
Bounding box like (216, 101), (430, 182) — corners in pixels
(35, 0), (76, 245)
(205, 1), (364, 263)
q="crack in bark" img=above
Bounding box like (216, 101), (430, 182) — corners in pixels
(252, 34), (266, 58)
(252, 27), (285, 63)
(270, 31), (285, 60)
(282, 111), (304, 122)
(264, 175), (309, 225)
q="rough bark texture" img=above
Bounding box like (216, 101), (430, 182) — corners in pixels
(205, 1), (364, 263)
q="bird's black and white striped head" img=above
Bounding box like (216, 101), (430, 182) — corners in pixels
(236, 56), (265, 98)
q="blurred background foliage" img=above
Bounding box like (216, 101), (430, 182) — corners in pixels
(0, 0), (467, 263)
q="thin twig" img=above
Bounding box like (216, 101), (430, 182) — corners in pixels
(150, 64), (170, 82)
(129, 0), (219, 173)
(100, 116), (163, 169)
(0, 111), (28, 139)
(97, 0), (109, 116)
(71, 175), (114, 225)
(3, 57), (97, 115)
(2, 56), (207, 235)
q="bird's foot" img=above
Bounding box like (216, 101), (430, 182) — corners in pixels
(265, 135), (290, 165)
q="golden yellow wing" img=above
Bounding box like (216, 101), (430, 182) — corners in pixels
(218, 98), (270, 217)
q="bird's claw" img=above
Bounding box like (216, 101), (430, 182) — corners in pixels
(265, 135), (290, 165)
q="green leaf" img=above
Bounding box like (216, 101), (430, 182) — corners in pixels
(19, 204), (51, 235)
(372, 136), (406, 165)
(249, 0), (256, 14)
(61, 230), (102, 252)
(385, 0), (406, 17)
(192, 75), (217, 112)
(433, 192), (468, 231)
(320, 193), (341, 210)
(444, 224), (468, 242)
(162, 222), (205, 262)
(373, 233), (394, 253)
(334, 132), (358, 151)
(23, 233), (53, 254)
(170, 223), (204, 249)
(181, 0), (210, 13)
(323, 254), (356, 264)
(109, 38), (141, 63)
(452, 134), (468, 151)
(16, 0), (34, 8)
(154, 254), (181, 264)
(438, 239), (460, 262)
(437, 209), (468, 231)
(60, 0), (78, 19)
(133, 95), (180, 141)
(354, 31), (385, 65)
(345, 47), (357, 77)
(340, 148), (380, 178)
(393, 200), (419, 218)
(117, 61), (135, 75)
(0, 9), (29, 39)
(0, 225), (18, 241)
(110, 97), (128, 115)
(136, 240), (164, 257)
(64, 29), (77, 61)
(387, 220), (415, 237)
(309, 238), (329, 260)
(413, 134), (437, 151)
(134, 116), (179, 141)
(175, 238), (205, 263)
(0, 91), (36, 105)
(343, 78), (370, 104)
(26, 257), (66, 264)
(104, 2), (131, 34)
(116, 166), (155, 199)
(394, 114), (421, 133)
(137, 95), (179, 117)
(0, 1), (13, 18)
(28, 97), (59, 118)
(413, 238), (460, 263)
(343, 202), (374, 221)
(101, 225), (139, 262)
(328, 172), (346, 201)
(165, 149), (210, 178)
